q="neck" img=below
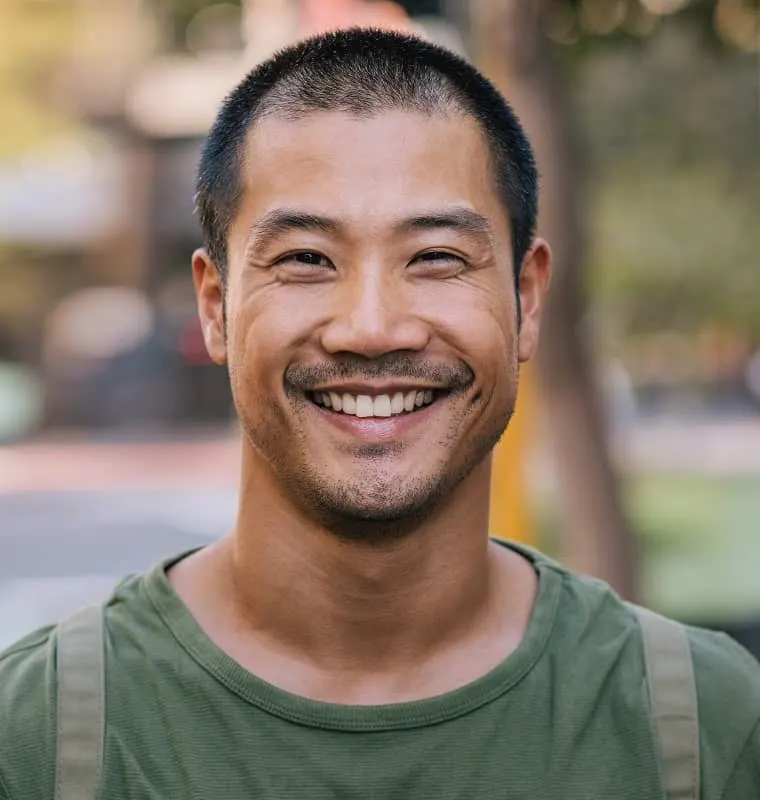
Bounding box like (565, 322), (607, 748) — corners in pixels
(223, 449), (497, 670)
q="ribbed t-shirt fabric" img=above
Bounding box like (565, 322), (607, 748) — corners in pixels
(1, 541), (758, 799)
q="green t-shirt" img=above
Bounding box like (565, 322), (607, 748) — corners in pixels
(1, 543), (758, 799)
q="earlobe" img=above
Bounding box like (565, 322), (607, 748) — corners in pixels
(516, 239), (552, 364)
(191, 248), (227, 365)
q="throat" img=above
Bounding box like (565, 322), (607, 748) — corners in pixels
(217, 539), (535, 706)
(227, 528), (509, 673)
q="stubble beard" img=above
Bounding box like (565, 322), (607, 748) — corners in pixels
(238, 391), (516, 546)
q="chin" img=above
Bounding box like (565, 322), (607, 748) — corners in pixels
(297, 474), (449, 544)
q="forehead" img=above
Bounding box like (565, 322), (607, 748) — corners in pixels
(234, 110), (507, 234)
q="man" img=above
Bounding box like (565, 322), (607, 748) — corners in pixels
(1, 29), (758, 800)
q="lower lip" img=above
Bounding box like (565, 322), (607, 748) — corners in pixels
(311, 400), (439, 441)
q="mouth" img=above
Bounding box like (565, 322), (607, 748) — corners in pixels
(308, 388), (443, 418)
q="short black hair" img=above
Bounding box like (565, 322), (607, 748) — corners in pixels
(196, 28), (538, 285)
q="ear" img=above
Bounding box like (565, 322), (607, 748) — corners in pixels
(516, 238), (552, 363)
(192, 248), (227, 365)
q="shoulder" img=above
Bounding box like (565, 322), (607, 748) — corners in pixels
(553, 554), (760, 726)
(687, 622), (760, 712)
(0, 625), (57, 799)
(529, 546), (760, 701)
(525, 546), (643, 646)
(685, 624), (760, 794)
(548, 555), (760, 793)
(553, 555), (760, 793)
(0, 568), (154, 799)
(530, 545), (760, 716)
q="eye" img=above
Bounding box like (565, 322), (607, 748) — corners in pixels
(409, 250), (467, 277)
(279, 251), (333, 267)
(275, 251), (335, 279)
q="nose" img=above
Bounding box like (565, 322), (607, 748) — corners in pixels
(319, 267), (430, 359)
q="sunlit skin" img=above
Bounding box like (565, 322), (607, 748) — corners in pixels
(173, 110), (552, 704)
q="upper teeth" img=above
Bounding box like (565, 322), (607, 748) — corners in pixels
(313, 390), (434, 417)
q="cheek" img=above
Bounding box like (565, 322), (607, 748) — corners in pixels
(424, 282), (516, 373)
(227, 291), (318, 395)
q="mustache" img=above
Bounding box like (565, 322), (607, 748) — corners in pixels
(285, 355), (474, 392)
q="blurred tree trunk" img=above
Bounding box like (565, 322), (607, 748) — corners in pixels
(468, 0), (637, 599)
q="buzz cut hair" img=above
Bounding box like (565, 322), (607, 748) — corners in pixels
(195, 27), (538, 286)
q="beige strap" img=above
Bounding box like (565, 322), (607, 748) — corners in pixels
(55, 605), (105, 800)
(633, 604), (700, 800)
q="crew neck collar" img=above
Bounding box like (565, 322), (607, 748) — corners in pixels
(144, 539), (564, 731)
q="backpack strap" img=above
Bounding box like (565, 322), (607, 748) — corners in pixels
(55, 604), (105, 800)
(632, 604), (700, 800)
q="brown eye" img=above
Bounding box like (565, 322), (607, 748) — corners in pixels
(410, 251), (467, 277)
(282, 252), (333, 268)
(418, 251), (462, 263)
(274, 251), (336, 281)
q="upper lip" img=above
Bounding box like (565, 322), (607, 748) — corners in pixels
(308, 382), (444, 395)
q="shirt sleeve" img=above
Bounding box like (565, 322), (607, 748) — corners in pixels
(719, 719), (760, 799)
(0, 628), (57, 800)
(0, 768), (12, 800)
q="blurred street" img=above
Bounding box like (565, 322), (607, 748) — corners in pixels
(0, 429), (240, 493)
(613, 416), (760, 475)
(0, 432), (238, 649)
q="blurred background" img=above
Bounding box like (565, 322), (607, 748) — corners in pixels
(0, 0), (758, 656)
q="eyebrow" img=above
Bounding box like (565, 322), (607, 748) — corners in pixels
(247, 210), (340, 250)
(246, 206), (495, 250)
(395, 208), (495, 244)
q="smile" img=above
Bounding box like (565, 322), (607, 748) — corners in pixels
(309, 389), (438, 418)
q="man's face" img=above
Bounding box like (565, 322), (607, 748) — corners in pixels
(194, 110), (549, 533)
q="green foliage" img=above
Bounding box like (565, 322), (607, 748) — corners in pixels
(543, 0), (733, 51)
(591, 167), (760, 338)
(576, 18), (760, 341)
(631, 473), (760, 620)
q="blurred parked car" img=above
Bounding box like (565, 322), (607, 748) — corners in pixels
(42, 287), (231, 429)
